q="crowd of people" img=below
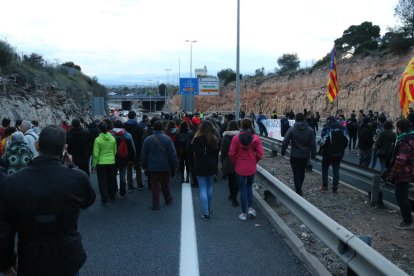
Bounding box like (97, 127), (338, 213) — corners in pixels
(1, 106), (414, 274)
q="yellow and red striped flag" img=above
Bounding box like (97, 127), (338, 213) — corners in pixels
(326, 47), (338, 102)
(399, 57), (414, 117)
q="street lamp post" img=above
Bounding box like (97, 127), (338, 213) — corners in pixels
(165, 68), (171, 110)
(235, 0), (241, 121)
(147, 79), (152, 113)
(185, 40), (197, 112)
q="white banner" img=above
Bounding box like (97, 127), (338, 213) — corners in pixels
(260, 119), (295, 140)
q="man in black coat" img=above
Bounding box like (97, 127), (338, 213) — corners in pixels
(0, 125), (96, 275)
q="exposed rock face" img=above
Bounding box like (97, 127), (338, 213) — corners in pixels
(171, 50), (414, 121)
(0, 78), (92, 125)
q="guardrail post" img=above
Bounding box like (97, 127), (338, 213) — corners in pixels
(370, 175), (381, 206)
(347, 235), (372, 276)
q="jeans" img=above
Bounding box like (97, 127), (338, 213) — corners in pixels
(227, 173), (238, 202)
(115, 159), (128, 196)
(289, 157), (308, 195)
(348, 132), (357, 150)
(236, 174), (254, 213)
(197, 175), (214, 215)
(395, 182), (413, 224)
(322, 155), (342, 191)
(127, 155), (143, 189)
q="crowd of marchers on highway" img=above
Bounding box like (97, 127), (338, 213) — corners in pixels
(0, 106), (414, 274)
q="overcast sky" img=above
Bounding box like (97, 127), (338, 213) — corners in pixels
(1, 0), (399, 85)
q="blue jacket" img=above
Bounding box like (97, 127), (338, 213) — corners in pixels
(141, 131), (178, 172)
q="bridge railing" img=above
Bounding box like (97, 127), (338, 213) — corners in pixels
(255, 164), (408, 276)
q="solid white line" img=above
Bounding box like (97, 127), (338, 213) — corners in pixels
(179, 182), (200, 276)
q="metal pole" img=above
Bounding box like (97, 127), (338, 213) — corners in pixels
(235, 0), (241, 121)
(185, 40), (197, 113)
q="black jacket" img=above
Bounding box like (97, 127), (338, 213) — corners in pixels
(0, 156), (96, 275)
(66, 127), (94, 163)
(192, 135), (219, 176)
(124, 119), (144, 155)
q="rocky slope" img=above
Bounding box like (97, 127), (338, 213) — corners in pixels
(170, 50), (414, 121)
(0, 76), (92, 125)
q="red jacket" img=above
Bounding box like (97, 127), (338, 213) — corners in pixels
(229, 131), (264, 176)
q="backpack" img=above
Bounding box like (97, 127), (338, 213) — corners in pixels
(5, 143), (34, 174)
(115, 134), (129, 158)
(329, 128), (348, 156)
(346, 119), (357, 132)
(281, 118), (290, 137)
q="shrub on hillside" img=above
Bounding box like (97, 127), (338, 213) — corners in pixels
(0, 40), (17, 67)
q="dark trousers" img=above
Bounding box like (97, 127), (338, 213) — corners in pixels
(395, 182), (413, 224)
(74, 159), (90, 177)
(127, 155), (143, 189)
(97, 164), (116, 203)
(179, 152), (190, 182)
(289, 157), (308, 195)
(115, 159), (128, 196)
(348, 132), (357, 150)
(322, 155), (342, 191)
(227, 172), (238, 202)
(149, 171), (172, 207)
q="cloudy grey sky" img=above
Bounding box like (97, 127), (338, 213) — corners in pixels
(1, 0), (399, 85)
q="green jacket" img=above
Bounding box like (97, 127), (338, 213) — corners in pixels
(93, 132), (116, 166)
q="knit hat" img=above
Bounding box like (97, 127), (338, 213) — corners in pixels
(191, 116), (201, 126)
(11, 131), (24, 143)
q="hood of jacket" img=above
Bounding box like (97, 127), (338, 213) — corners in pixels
(99, 132), (114, 141)
(125, 119), (138, 126)
(112, 128), (125, 135)
(239, 130), (253, 146)
(293, 121), (309, 131)
(223, 130), (239, 137)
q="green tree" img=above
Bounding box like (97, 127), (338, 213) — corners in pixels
(381, 28), (414, 54)
(62, 61), (81, 71)
(0, 40), (16, 67)
(334, 21), (381, 56)
(159, 83), (167, 96)
(277, 53), (300, 74)
(217, 68), (237, 86)
(23, 53), (44, 67)
(395, 0), (414, 38)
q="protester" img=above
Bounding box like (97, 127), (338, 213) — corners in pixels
(176, 121), (191, 183)
(124, 111), (145, 190)
(66, 118), (94, 176)
(141, 120), (178, 210)
(386, 118), (414, 230)
(93, 122), (117, 205)
(374, 120), (396, 172)
(220, 120), (240, 207)
(112, 119), (136, 198)
(319, 116), (349, 193)
(281, 113), (317, 196)
(0, 118), (10, 140)
(188, 117), (201, 187)
(256, 111), (268, 137)
(0, 125), (96, 275)
(190, 120), (220, 220)
(31, 120), (41, 135)
(229, 118), (264, 221)
(346, 112), (358, 154)
(357, 118), (374, 167)
(2, 132), (34, 174)
(20, 120), (39, 157)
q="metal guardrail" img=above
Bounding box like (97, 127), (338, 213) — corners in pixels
(260, 136), (414, 206)
(255, 165), (408, 276)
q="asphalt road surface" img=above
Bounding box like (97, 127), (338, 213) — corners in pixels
(78, 172), (310, 275)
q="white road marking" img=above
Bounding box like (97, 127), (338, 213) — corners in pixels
(179, 182), (200, 276)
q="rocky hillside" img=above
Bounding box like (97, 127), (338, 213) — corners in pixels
(0, 73), (102, 125)
(170, 50), (414, 120)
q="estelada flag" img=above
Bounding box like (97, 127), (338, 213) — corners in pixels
(399, 57), (414, 117)
(327, 48), (338, 102)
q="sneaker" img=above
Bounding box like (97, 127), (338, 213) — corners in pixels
(201, 214), (210, 221)
(332, 189), (338, 194)
(137, 185), (144, 190)
(166, 197), (173, 205)
(239, 213), (247, 221)
(320, 186), (328, 192)
(128, 187), (137, 193)
(150, 205), (160, 211)
(232, 200), (239, 207)
(394, 222), (414, 230)
(248, 207), (256, 218)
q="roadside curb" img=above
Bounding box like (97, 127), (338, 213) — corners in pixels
(253, 189), (331, 276)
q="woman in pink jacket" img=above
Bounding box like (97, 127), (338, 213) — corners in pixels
(229, 118), (264, 221)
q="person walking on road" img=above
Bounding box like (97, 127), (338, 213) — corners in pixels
(374, 120), (396, 172)
(386, 118), (414, 230)
(281, 113), (317, 196)
(357, 118), (374, 167)
(0, 125), (96, 275)
(141, 120), (178, 210)
(319, 116), (349, 193)
(192, 120), (219, 220)
(346, 112), (358, 153)
(124, 111), (145, 191)
(93, 122), (117, 205)
(220, 120), (240, 207)
(229, 118), (264, 221)
(256, 111), (268, 137)
(20, 120), (39, 157)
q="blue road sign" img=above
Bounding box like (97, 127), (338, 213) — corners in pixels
(179, 78), (199, 95)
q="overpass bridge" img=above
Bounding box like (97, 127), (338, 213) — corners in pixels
(108, 94), (167, 111)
